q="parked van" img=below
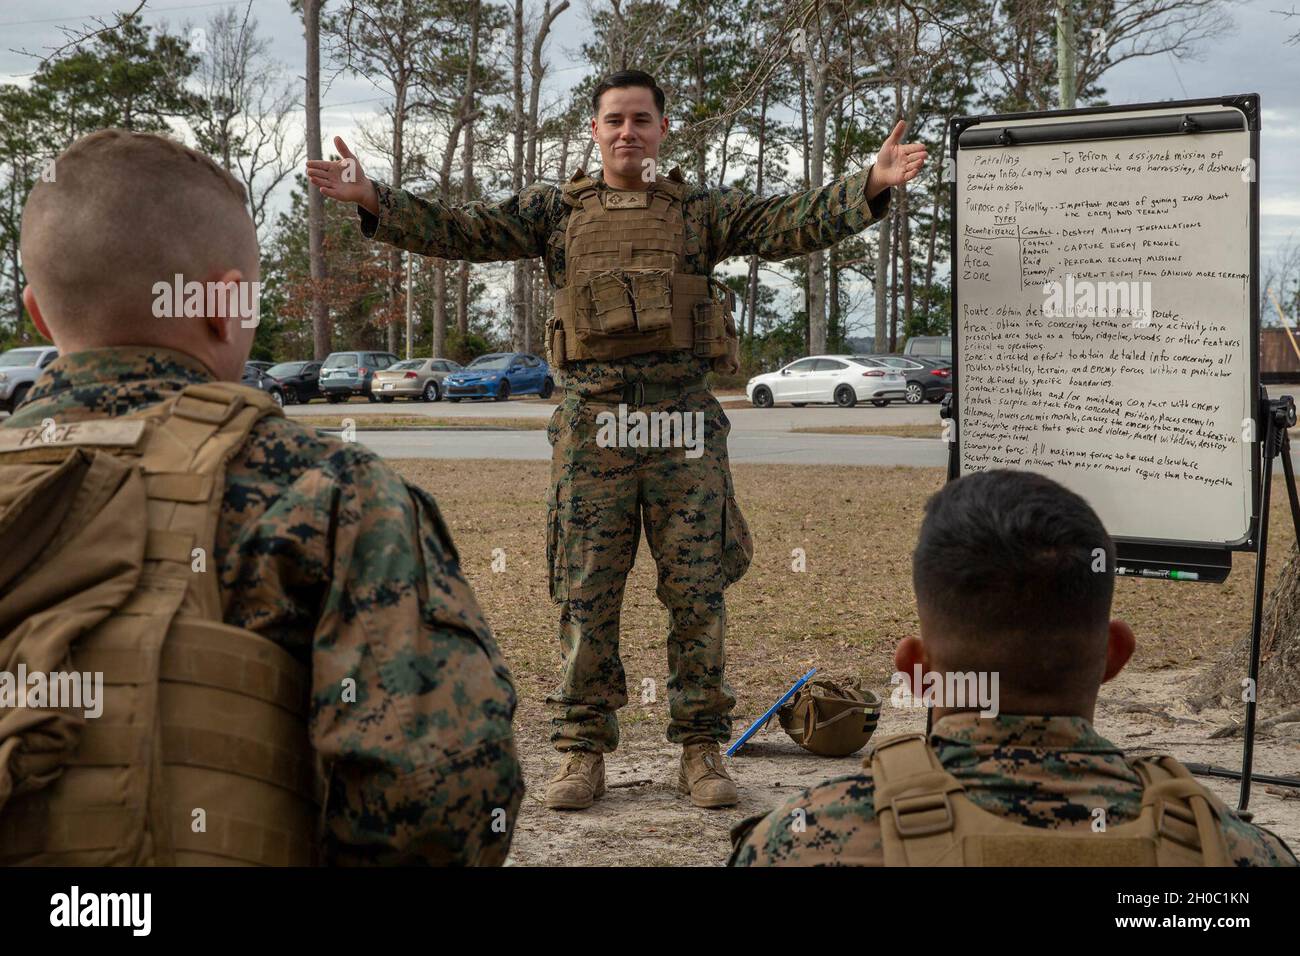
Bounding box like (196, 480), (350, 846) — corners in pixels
(903, 335), (952, 360)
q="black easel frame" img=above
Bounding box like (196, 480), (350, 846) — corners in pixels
(1232, 391), (1300, 809)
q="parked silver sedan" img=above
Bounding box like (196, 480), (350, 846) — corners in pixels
(373, 357), (464, 402)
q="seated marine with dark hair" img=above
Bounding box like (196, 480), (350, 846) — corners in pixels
(729, 469), (1296, 867)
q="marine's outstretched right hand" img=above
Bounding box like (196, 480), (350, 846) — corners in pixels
(306, 136), (380, 215)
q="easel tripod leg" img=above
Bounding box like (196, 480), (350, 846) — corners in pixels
(1240, 435), (1270, 811)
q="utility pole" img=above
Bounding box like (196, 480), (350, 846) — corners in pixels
(405, 252), (414, 359)
(1056, 0), (1077, 109)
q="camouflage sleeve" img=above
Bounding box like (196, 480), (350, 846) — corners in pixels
(708, 164), (892, 264)
(1221, 814), (1299, 867)
(303, 447), (523, 866)
(359, 179), (559, 263)
(727, 776), (882, 866)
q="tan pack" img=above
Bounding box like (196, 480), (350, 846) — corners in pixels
(870, 733), (1232, 866)
(546, 166), (739, 372)
(0, 382), (321, 866)
(776, 678), (881, 757)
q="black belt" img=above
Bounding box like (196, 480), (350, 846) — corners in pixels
(579, 380), (710, 407)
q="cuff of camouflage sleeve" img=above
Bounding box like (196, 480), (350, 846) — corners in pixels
(864, 165), (891, 220)
(358, 180), (394, 239)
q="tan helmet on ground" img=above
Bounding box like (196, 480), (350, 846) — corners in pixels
(776, 677), (882, 757)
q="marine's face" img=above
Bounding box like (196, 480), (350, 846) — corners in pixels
(591, 86), (667, 183)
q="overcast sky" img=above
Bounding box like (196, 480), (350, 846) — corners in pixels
(2, 0), (1297, 325)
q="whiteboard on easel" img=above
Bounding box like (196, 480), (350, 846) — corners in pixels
(951, 98), (1259, 548)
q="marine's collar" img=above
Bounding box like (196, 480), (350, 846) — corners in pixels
(24, 345), (217, 403)
(929, 712), (1123, 753)
(569, 164), (686, 186)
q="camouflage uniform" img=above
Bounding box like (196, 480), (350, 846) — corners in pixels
(361, 166), (890, 753)
(729, 713), (1298, 866)
(4, 347), (524, 865)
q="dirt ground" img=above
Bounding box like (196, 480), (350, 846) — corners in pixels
(389, 459), (1300, 866)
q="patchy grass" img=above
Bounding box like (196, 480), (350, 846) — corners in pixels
(387, 460), (1294, 865)
(391, 459), (1287, 711)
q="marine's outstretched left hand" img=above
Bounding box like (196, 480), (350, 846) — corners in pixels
(866, 121), (928, 199)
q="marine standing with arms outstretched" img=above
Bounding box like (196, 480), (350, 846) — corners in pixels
(308, 70), (927, 810)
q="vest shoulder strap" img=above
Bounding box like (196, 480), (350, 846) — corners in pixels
(1124, 754), (1233, 866)
(870, 732), (971, 865)
(562, 168), (600, 210)
(651, 167), (688, 202)
(870, 732), (1233, 867)
(133, 381), (284, 618)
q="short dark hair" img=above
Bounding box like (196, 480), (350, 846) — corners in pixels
(913, 470), (1116, 645)
(591, 70), (665, 117)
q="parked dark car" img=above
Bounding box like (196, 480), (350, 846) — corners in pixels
(319, 350), (400, 402)
(852, 354), (951, 405)
(444, 352), (554, 402)
(266, 360), (323, 405)
(242, 363), (285, 407)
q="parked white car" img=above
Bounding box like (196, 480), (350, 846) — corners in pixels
(0, 345), (58, 412)
(746, 355), (907, 408)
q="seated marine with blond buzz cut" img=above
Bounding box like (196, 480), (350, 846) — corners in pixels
(0, 128), (522, 867)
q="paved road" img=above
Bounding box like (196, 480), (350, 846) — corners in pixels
(13, 386), (1300, 469)
(348, 428), (951, 466)
(286, 391), (944, 428)
(290, 391), (952, 465)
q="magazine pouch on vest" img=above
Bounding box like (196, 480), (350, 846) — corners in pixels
(548, 166), (739, 371)
(869, 733), (1232, 866)
(0, 383), (321, 866)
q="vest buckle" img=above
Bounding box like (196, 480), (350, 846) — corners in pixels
(892, 791), (955, 837)
(1153, 799), (1203, 852)
(621, 381), (646, 406)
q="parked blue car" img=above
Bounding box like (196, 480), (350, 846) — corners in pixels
(444, 352), (554, 401)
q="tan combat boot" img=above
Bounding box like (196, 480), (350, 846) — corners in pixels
(544, 751), (606, 810)
(678, 741), (738, 808)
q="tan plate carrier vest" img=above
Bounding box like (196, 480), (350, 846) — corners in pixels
(0, 382), (320, 866)
(547, 166), (739, 369)
(870, 732), (1232, 866)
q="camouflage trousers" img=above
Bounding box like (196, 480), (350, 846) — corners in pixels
(545, 388), (753, 753)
